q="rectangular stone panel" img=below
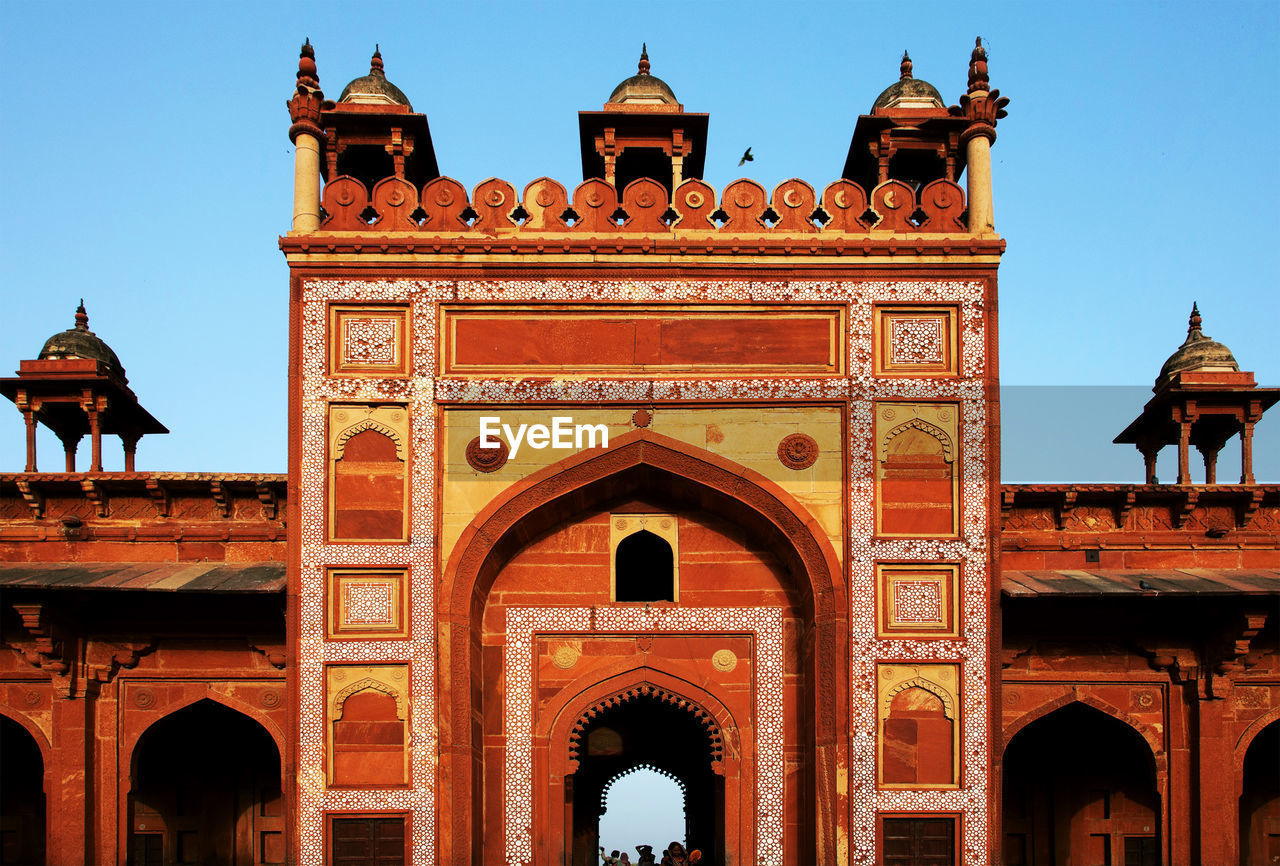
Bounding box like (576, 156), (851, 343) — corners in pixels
(329, 305), (410, 377)
(326, 664), (410, 787)
(877, 564), (960, 639)
(440, 304), (844, 375)
(874, 403), (959, 537)
(326, 568), (410, 640)
(877, 663), (960, 789)
(873, 305), (958, 376)
(327, 405), (409, 542)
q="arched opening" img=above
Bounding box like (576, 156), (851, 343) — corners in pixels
(0, 714), (45, 865)
(598, 765), (686, 864)
(615, 530), (675, 602)
(1002, 702), (1159, 866)
(567, 690), (721, 866)
(443, 431), (846, 865)
(1240, 719), (1280, 865)
(128, 699), (284, 866)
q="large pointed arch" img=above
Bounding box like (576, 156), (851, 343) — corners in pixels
(438, 429), (846, 864)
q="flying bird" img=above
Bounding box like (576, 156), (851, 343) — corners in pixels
(738, 147), (753, 166)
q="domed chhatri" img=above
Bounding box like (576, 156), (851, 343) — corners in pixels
(338, 46), (412, 109)
(872, 50), (945, 112)
(39, 301), (126, 381)
(1155, 303), (1239, 390)
(607, 44), (680, 106)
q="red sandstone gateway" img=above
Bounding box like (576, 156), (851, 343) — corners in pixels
(0, 37), (1276, 866)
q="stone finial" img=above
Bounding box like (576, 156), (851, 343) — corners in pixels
(75, 300), (88, 332)
(288, 37), (325, 141)
(296, 38), (319, 88)
(371, 44), (384, 76)
(900, 50), (913, 81)
(1187, 302), (1203, 339)
(638, 43), (650, 76)
(967, 36), (989, 93)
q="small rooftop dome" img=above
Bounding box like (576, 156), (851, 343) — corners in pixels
(608, 44), (679, 106)
(338, 46), (412, 109)
(39, 301), (126, 381)
(1156, 303), (1239, 390)
(872, 51), (945, 111)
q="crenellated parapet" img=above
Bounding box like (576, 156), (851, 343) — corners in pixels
(306, 173), (973, 239)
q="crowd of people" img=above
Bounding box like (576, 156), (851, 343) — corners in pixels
(599, 841), (703, 865)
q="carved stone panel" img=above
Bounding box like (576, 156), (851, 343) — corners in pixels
(877, 663), (960, 788)
(874, 403), (959, 537)
(874, 306), (958, 376)
(326, 568), (410, 640)
(877, 564), (960, 639)
(329, 305), (410, 377)
(327, 405), (409, 542)
(325, 663), (410, 787)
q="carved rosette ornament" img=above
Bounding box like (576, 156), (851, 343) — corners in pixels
(777, 433), (819, 470)
(631, 408), (652, 428)
(287, 39), (325, 143)
(949, 37), (1010, 144)
(466, 435), (509, 473)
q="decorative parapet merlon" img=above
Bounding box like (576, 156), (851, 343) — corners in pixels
(307, 174), (973, 238)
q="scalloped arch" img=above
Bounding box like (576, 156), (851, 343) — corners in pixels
(880, 418), (955, 463)
(333, 418), (405, 461)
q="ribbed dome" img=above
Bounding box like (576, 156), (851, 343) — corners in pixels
(39, 302), (126, 380)
(608, 44), (679, 106)
(1155, 303), (1239, 390)
(338, 47), (412, 109)
(872, 51), (944, 111)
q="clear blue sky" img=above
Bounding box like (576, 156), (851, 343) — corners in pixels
(1, 1), (1277, 479)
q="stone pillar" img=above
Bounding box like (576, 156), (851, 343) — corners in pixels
(963, 125), (995, 236)
(87, 405), (103, 473)
(121, 433), (140, 472)
(1140, 445), (1160, 484)
(49, 692), (93, 866)
(1196, 696), (1233, 864)
(1241, 420), (1256, 484)
(956, 38), (1008, 239)
(292, 132), (322, 232)
(22, 407), (37, 472)
(1177, 420), (1192, 485)
(1200, 444), (1219, 484)
(287, 40), (325, 234)
(57, 431), (81, 473)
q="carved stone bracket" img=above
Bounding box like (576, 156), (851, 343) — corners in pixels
(1239, 489), (1264, 528)
(209, 480), (230, 518)
(145, 478), (170, 517)
(14, 479), (44, 518)
(249, 639), (287, 670)
(1055, 490), (1078, 529)
(1173, 488), (1199, 528)
(85, 639), (156, 685)
(256, 482), (279, 520)
(80, 478), (108, 517)
(8, 601), (70, 678)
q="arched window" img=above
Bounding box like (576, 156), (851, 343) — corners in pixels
(615, 530), (675, 602)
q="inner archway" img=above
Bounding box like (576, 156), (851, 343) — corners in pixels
(1003, 702), (1160, 866)
(0, 713), (45, 866)
(598, 765), (686, 863)
(567, 688), (723, 866)
(128, 699), (284, 866)
(1239, 719), (1280, 865)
